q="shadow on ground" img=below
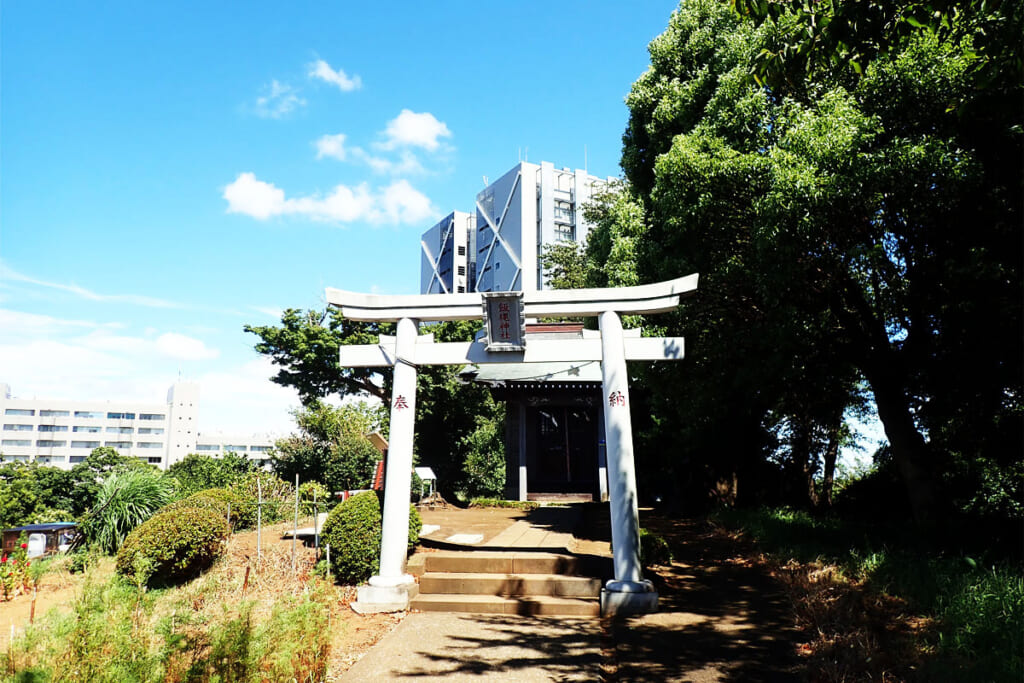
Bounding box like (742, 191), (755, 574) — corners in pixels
(607, 513), (802, 682)
(374, 507), (802, 681)
(395, 613), (604, 681)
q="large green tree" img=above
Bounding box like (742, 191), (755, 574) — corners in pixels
(247, 314), (504, 499)
(272, 400), (384, 492)
(167, 452), (258, 497)
(617, 0), (1021, 523)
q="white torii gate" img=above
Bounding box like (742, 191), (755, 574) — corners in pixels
(326, 274), (698, 616)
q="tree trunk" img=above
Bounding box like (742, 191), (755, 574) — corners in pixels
(863, 359), (935, 524)
(794, 418), (820, 508)
(819, 406), (843, 509)
(833, 278), (937, 525)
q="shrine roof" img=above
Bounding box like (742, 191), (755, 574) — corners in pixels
(463, 360), (602, 385)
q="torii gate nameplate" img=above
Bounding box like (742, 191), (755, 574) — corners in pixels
(327, 274), (698, 617)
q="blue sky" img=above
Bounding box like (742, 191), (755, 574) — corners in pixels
(0, 1), (690, 436)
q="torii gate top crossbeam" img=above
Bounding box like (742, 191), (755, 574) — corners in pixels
(326, 274), (698, 322)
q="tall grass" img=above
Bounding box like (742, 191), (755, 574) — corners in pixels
(713, 507), (1024, 681)
(78, 469), (178, 554)
(3, 570), (333, 681)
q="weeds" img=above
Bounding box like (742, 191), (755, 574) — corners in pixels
(713, 507), (1024, 681)
(468, 498), (540, 511)
(2, 543), (335, 682)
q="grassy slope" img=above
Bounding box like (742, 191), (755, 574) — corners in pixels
(712, 507), (1023, 682)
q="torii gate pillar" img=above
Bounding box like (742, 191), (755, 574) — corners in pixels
(599, 311), (656, 613)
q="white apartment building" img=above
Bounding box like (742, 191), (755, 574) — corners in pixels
(420, 161), (613, 294)
(420, 211), (474, 294)
(0, 382), (275, 470)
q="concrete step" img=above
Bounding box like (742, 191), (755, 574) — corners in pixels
(420, 551), (610, 578)
(527, 493), (593, 503)
(410, 593), (600, 617)
(419, 572), (602, 598)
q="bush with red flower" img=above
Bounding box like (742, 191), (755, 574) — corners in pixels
(0, 538), (32, 600)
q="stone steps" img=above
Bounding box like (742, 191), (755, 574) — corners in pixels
(411, 593), (599, 617)
(418, 571), (602, 598)
(409, 551), (606, 617)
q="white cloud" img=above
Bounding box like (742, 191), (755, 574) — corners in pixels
(315, 133), (347, 161)
(195, 357), (298, 434)
(0, 308), (103, 333)
(222, 173), (436, 225)
(378, 179), (436, 224)
(156, 333), (220, 361)
(0, 262), (185, 309)
(0, 309), (295, 435)
(350, 147), (425, 175)
(379, 109), (452, 151)
(308, 59), (362, 92)
(254, 80), (306, 119)
(223, 173), (286, 219)
(249, 306), (283, 319)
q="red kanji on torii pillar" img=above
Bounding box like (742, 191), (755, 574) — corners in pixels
(326, 274), (698, 616)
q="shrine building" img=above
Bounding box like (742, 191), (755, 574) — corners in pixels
(462, 322), (608, 503)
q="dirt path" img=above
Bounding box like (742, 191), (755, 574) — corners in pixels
(603, 512), (802, 682)
(0, 558), (113, 650)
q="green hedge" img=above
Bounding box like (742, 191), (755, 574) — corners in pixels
(115, 505), (230, 586)
(639, 528), (673, 567)
(163, 488), (255, 530)
(320, 492), (422, 585)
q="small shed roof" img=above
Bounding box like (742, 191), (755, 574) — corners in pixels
(414, 467), (436, 481)
(3, 522), (76, 534)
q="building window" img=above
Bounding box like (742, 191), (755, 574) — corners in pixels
(73, 426), (101, 433)
(70, 456), (86, 464)
(137, 428), (164, 435)
(457, 266), (466, 276)
(106, 427), (133, 434)
(38, 425), (69, 432)
(74, 411), (103, 419)
(107, 412), (136, 420)
(39, 410), (70, 417)
(104, 441), (132, 449)
(250, 445), (271, 453)
(554, 200), (573, 223)
(457, 245), (466, 256)
(457, 286), (465, 293)
(196, 444), (220, 452)
(1, 440), (30, 447)
(136, 442), (163, 449)
(4, 409), (34, 417)
(554, 224), (575, 242)
(36, 440), (66, 448)
(2, 424), (32, 432)
(71, 441), (101, 449)
(139, 413), (165, 421)
(225, 445), (248, 452)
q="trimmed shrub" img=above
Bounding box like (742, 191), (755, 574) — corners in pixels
(116, 506), (229, 586)
(408, 504), (422, 552)
(321, 492), (423, 584)
(321, 491), (381, 584)
(164, 488), (255, 529)
(639, 528), (673, 567)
